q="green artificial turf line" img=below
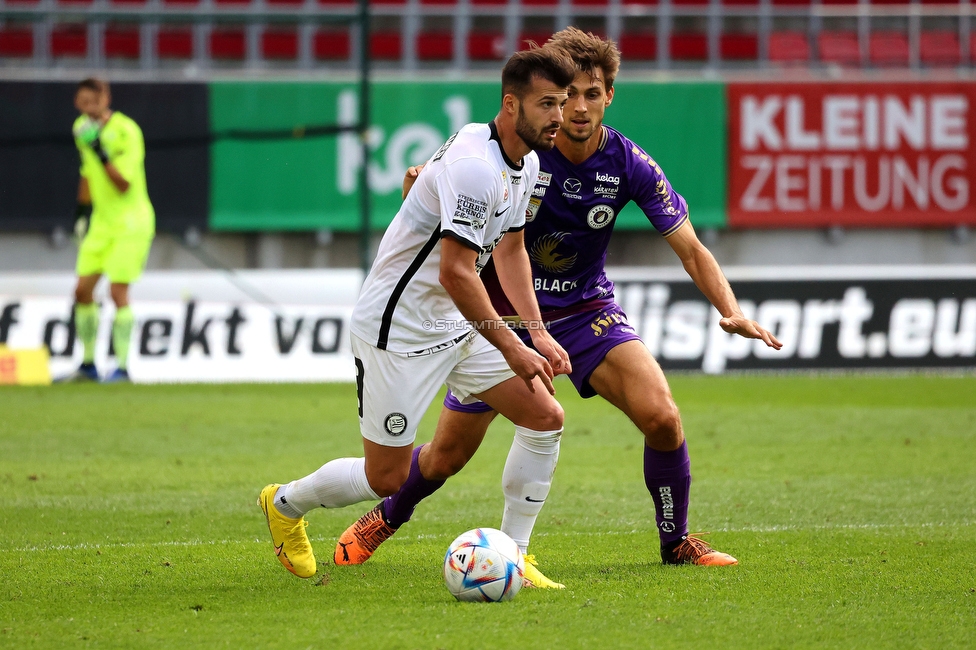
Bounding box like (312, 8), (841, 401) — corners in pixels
(1, 376), (974, 649)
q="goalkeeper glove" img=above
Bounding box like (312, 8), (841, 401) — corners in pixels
(74, 203), (92, 242)
(73, 118), (109, 164)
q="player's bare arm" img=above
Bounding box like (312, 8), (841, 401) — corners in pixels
(402, 164), (424, 200)
(439, 236), (556, 395)
(491, 229), (571, 376)
(666, 221), (782, 350)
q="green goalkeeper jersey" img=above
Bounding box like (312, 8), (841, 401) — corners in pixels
(74, 111), (155, 237)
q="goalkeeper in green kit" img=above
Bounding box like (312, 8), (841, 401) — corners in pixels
(59, 78), (155, 383)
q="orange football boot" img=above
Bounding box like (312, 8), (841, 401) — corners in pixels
(334, 503), (398, 565)
(662, 535), (738, 566)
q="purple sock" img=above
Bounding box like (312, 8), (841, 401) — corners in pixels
(644, 440), (691, 546)
(382, 444), (445, 528)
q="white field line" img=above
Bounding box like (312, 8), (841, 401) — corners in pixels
(3, 520), (972, 554)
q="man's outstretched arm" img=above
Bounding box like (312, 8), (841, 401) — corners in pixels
(666, 221), (782, 350)
(492, 229), (571, 375)
(440, 236), (558, 394)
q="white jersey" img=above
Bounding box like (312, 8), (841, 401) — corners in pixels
(351, 122), (539, 353)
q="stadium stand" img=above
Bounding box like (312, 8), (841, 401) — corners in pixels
(0, 1), (972, 70)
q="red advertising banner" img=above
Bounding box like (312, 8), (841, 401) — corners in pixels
(728, 82), (976, 227)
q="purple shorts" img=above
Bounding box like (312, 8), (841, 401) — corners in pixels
(444, 301), (642, 413)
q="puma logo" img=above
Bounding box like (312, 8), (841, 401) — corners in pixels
(337, 540), (351, 563)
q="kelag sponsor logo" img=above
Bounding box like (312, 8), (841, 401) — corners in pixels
(613, 271), (976, 372)
(728, 82), (976, 227)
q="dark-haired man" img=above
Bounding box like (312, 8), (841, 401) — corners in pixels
(60, 78), (154, 383)
(258, 47), (577, 580)
(338, 28), (782, 587)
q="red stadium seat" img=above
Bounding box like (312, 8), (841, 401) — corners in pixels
(370, 31), (402, 60)
(721, 33), (758, 60)
(51, 25), (87, 57)
(417, 31), (453, 60)
(314, 29), (351, 59)
(869, 31), (909, 66)
(818, 30), (860, 65)
(772, 0), (814, 5)
(262, 28), (298, 59)
(468, 31), (505, 60)
(157, 27), (193, 58)
(104, 25), (140, 58)
(619, 32), (657, 60)
(518, 31), (552, 49)
(0, 27), (34, 57)
(670, 33), (707, 60)
(769, 31), (810, 62)
(210, 28), (246, 59)
(920, 30), (960, 66)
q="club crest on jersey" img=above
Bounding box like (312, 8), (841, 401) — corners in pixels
(587, 205), (616, 229)
(384, 413), (408, 436)
(529, 232), (577, 274)
(452, 194), (489, 230)
(501, 171), (509, 201)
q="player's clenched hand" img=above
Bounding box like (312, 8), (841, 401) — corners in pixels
(529, 329), (572, 377)
(502, 343), (556, 395)
(720, 316), (783, 350)
(402, 163), (426, 200)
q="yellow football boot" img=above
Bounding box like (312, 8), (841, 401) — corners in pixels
(258, 484), (317, 578)
(522, 554), (565, 589)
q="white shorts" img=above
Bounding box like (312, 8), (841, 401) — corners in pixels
(351, 331), (517, 447)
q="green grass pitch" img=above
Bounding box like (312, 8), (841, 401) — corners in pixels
(1, 375), (974, 649)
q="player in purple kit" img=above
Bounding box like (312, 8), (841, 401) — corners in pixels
(336, 28), (782, 587)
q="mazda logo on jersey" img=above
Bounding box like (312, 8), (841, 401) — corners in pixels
(563, 178), (582, 193)
(587, 205), (616, 229)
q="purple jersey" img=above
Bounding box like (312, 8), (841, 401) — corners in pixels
(484, 126), (688, 316)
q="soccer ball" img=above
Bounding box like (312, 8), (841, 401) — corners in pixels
(443, 528), (524, 602)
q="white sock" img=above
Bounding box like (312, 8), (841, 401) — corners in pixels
(500, 426), (562, 553)
(277, 457), (379, 517)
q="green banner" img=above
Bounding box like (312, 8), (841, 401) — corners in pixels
(209, 81), (727, 231)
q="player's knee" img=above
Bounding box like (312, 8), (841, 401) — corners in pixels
(639, 401), (683, 449)
(422, 449), (468, 481)
(528, 398), (563, 432)
(74, 286), (93, 304)
(368, 466), (410, 498)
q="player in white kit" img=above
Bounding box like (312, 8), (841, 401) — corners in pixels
(257, 47), (578, 580)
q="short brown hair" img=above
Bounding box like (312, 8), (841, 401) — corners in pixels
(77, 77), (109, 95)
(501, 46), (576, 100)
(546, 27), (621, 91)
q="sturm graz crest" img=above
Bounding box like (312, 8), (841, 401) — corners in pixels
(384, 413), (408, 436)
